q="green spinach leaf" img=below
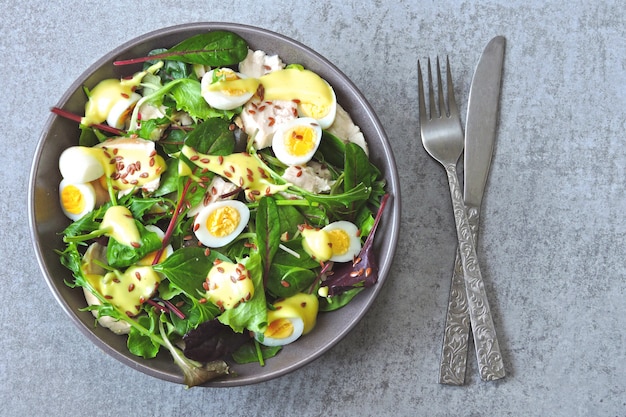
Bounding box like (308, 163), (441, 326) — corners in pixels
(266, 264), (317, 298)
(106, 221), (163, 268)
(256, 197), (281, 281)
(232, 341), (282, 364)
(165, 31), (249, 66)
(184, 117), (235, 155)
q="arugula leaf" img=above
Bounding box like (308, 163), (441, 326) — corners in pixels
(126, 196), (168, 221)
(62, 203), (109, 238)
(128, 312), (160, 359)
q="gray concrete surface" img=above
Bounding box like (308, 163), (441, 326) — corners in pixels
(3, 1), (625, 415)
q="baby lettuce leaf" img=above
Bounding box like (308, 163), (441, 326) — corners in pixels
(322, 193), (390, 296)
(153, 247), (224, 323)
(169, 78), (238, 120)
(182, 319), (250, 362)
(184, 117), (235, 155)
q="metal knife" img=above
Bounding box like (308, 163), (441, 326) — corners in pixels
(438, 36), (506, 385)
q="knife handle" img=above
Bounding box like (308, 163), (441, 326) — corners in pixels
(444, 165), (505, 382)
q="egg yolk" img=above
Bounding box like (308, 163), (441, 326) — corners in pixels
(206, 206), (241, 237)
(214, 69), (239, 81)
(284, 125), (317, 157)
(264, 318), (295, 339)
(327, 228), (350, 257)
(61, 185), (85, 215)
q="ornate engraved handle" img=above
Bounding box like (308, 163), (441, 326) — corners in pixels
(443, 163), (505, 382)
(438, 241), (471, 385)
(438, 206), (480, 385)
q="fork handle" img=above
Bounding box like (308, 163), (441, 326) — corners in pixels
(444, 163), (505, 381)
(438, 237), (471, 385)
(438, 207), (480, 385)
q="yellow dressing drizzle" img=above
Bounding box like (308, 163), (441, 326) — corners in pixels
(100, 205), (140, 247)
(205, 261), (255, 310)
(269, 293), (319, 335)
(86, 265), (161, 316)
(181, 146), (289, 201)
(260, 68), (333, 108)
(82, 79), (136, 126)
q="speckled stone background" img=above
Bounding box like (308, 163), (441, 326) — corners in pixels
(3, 1), (626, 416)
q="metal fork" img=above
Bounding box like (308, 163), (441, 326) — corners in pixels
(418, 57), (505, 382)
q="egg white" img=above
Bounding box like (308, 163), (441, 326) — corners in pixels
(272, 117), (322, 166)
(193, 200), (250, 248)
(322, 220), (362, 263)
(59, 179), (97, 221)
(59, 146), (105, 183)
(256, 316), (305, 347)
(106, 92), (141, 129)
(201, 68), (255, 110)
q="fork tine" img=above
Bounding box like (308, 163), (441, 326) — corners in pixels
(445, 55), (459, 118)
(417, 59), (427, 123)
(436, 57), (446, 117)
(427, 58), (438, 119)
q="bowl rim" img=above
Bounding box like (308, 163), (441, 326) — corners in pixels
(28, 21), (401, 387)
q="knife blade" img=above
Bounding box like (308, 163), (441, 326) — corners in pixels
(438, 36), (506, 385)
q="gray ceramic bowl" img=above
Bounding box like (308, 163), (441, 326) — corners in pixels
(29, 22), (400, 387)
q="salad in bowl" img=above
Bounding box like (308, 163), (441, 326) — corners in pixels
(29, 23), (399, 387)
